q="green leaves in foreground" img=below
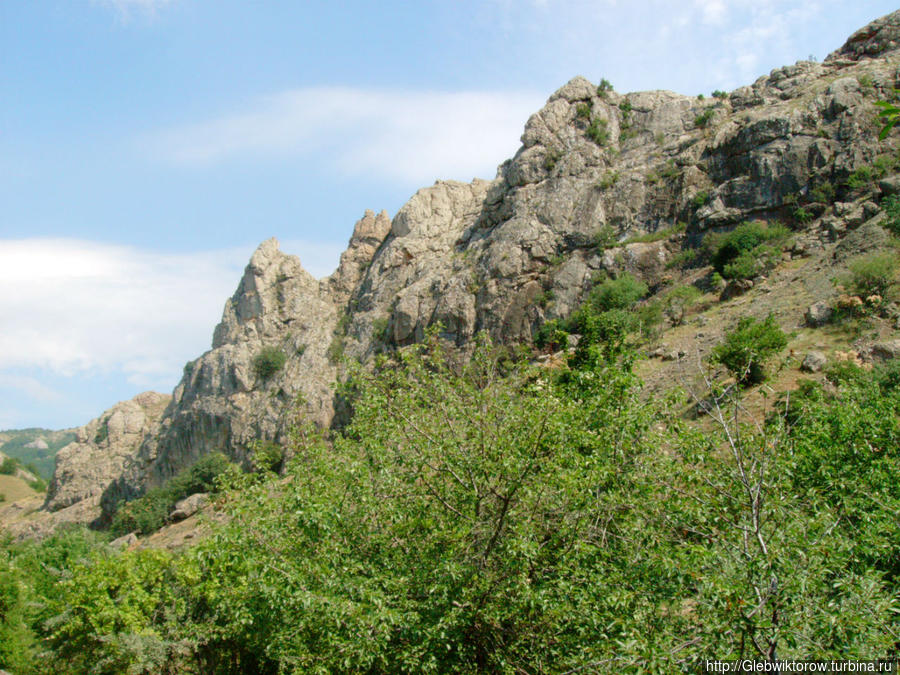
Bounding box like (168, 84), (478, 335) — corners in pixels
(1, 332), (898, 673)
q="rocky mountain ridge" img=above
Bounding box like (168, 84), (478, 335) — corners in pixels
(6, 10), (900, 537)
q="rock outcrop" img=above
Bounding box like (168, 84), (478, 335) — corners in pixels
(18, 10), (900, 533)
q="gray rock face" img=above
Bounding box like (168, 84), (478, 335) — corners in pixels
(44, 392), (170, 514)
(35, 10), (900, 527)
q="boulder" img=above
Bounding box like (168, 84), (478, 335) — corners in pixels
(872, 340), (900, 360)
(801, 351), (827, 373)
(110, 532), (139, 549)
(805, 302), (832, 327)
(170, 493), (209, 522)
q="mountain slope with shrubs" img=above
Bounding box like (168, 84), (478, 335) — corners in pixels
(2, 9), (900, 673)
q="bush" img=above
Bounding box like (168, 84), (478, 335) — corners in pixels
(587, 273), (648, 312)
(575, 102), (592, 119)
(845, 165), (875, 190)
(252, 346), (287, 380)
(27, 478), (46, 493)
(665, 248), (699, 270)
(543, 147), (562, 171)
(534, 319), (569, 352)
(249, 440), (284, 473)
(809, 181), (835, 204)
(598, 170), (619, 189)
(597, 78), (613, 95)
(842, 252), (897, 298)
(664, 285), (702, 325)
(593, 223), (617, 248)
(110, 453), (232, 536)
(586, 118), (609, 145)
(721, 244), (779, 280)
(705, 221), (789, 279)
(793, 206), (812, 224)
(694, 108), (715, 128)
(711, 315), (788, 385)
(881, 194), (900, 236)
(0, 458), (17, 475)
(712, 90), (728, 99)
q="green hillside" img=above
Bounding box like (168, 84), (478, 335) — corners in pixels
(0, 428), (75, 480)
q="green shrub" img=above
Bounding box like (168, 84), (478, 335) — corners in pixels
(533, 319), (569, 352)
(824, 361), (870, 388)
(594, 224), (617, 248)
(93, 422), (108, 445)
(598, 170), (619, 189)
(793, 206), (812, 224)
(586, 118), (609, 145)
(252, 346), (287, 380)
(666, 248), (699, 270)
(543, 147), (562, 171)
(0, 458), (17, 475)
(618, 99), (632, 115)
(809, 181), (835, 204)
(712, 90), (728, 99)
(664, 285), (702, 325)
(575, 102), (592, 119)
(694, 108), (715, 128)
(27, 478), (46, 493)
(693, 191), (710, 207)
(634, 300), (663, 336)
(621, 222), (686, 246)
(587, 273), (648, 312)
(721, 244), (779, 280)
(110, 453), (232, 536)
(597, 78), (613, 95)
(250, 440), (284, 473)
(705, 221), (789, 278)
(881, 194), (900, 236)
(711, 315), (788, 385)
(845, 165), (875, 190)
(842, 252), (897, 298)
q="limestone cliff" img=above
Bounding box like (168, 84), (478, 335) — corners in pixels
(18, 10), (900, 533)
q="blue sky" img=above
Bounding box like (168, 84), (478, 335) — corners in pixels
(1, 0), (897, 430)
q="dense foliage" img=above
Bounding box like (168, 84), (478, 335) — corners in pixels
(0, 327), (898, 673)
(109, 453), (232, 536)
(704, 221), (789, 280)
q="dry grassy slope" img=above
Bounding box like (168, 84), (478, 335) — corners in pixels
(0, 475), (39, 504)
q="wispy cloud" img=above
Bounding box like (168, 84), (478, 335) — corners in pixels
(0, 374), (64, 404)
(145, 87), (544, 184)
(0, 238), (341, 395)
(93, 0), (174, 20)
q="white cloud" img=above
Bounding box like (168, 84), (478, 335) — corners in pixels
(0, 374), (63, 404)
(94, 0), (173, 20)
(694, 0), (727, 25)
(146, 87), (544, 184)
(0, 238), (341, 394)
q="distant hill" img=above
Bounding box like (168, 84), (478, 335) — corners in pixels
(0, 428), (75, 479)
